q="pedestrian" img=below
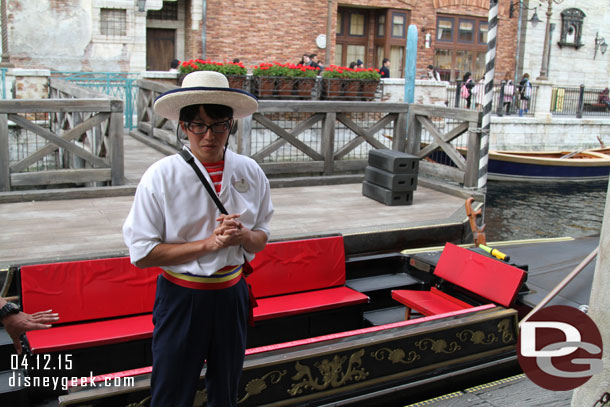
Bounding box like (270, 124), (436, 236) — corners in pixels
(502, 72), (514, 115)
(169, 59), (179, 73)
(356, 59), (364, 69)
(310, 53), (323, 70)
(473, 77), (485, 111)
(598, 88), (610, 110)
(461, 72), (475, 109)
(349, 61), (357, 69)
(299, 54), (311, 66)
(519, 73), (532, 116)
(0, 297), (59, 354)
(427, 64), (441, 81)
(379, 58), (391, 78)
(123, 70), (274, 407)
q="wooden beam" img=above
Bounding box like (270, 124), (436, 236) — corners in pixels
(8, 114), (109, 168)
(10, 112), (111, 172)
(0, 99), (119, 114)
(0, 114), (8, 191)
(417, 115), (466, 171)
(253, 114), (324, 161)
(334, 113), (389, 159)
(251, 113), (323, 162)
(10, 168), (112, 186)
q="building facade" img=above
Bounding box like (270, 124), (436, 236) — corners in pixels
(2, 0), (608, 87)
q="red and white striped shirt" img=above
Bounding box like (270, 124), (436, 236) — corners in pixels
(202, 160), (224, 193)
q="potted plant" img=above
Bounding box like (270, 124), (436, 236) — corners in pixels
(321, 65), (349, 100)
(252, 62), (320, 99)
(178, 59), (247, 88)
(291, 64), (319, 99)
(357, 68), (382, 100)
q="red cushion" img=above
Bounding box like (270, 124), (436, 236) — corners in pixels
(248, 236), (346, 298)
(434, 243), (526, 307)
(21, 257), (162, 324)
(26, 314), (154, 353)
(392, 287), (472, 316)
(254, 286), (368, 321)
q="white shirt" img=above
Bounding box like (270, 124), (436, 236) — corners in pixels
(122, 148), (274, 276)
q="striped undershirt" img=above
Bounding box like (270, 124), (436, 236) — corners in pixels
(202, 160), (224, 193)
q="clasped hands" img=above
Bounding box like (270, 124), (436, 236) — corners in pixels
(213, 214), (248, 249)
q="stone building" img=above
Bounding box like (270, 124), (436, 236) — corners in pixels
(1, 0), (608, 87)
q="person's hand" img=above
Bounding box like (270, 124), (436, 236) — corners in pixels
(212, 214), (246, 249)
(3, 309), (59, 354)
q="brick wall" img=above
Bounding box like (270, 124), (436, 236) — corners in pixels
(184, 0), (517, 80)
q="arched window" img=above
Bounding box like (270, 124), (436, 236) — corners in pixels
(558, 8), (585, 49)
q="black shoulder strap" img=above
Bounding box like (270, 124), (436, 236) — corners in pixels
(180, 149), (228, 215)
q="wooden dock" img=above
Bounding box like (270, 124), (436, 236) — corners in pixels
(0, 134), (471, 268)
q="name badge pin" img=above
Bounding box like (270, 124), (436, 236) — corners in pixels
(234, 178), (249, 193)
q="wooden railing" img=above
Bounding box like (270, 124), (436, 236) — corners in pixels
(135, 79), (484, 190)
(0, 78), (124, 191)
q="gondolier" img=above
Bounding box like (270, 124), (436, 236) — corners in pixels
(122, 71), (273, 407)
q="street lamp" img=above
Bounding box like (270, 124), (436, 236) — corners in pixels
(538, 0), (564, 80)
(509, 1), (543, 27)
(594, 32), (608, 60)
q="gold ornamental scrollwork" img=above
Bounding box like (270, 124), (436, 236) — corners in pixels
(414, 338), (461, 354)
(238, 370), (287, 404)
(371, 347), (420, 365)
(126, 395), (151, 407)
(288, 349), (369, 396)
(497, 319), (515, 343)
(456, 329), (498, 345)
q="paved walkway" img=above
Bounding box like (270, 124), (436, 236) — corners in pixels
(0, 134), (467, 268)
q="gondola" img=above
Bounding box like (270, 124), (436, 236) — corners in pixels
(487, 150), (610, 182)
(0, 230), (597, 407)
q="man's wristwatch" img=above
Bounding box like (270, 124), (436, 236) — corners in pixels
(0, 302), (20, 320)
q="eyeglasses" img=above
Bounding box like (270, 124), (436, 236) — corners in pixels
(185, 120), (231, 135)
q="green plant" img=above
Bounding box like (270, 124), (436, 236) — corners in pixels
(252, 62), (319, 78)
(178, 59), (247, 76)
(321, 65), (381, 80)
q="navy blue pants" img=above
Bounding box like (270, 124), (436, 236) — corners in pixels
(150, 275), (249, 407)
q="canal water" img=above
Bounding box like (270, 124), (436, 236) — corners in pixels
(484, 180), (609, 242)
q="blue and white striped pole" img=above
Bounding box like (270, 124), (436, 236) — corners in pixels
(478, 0), (498, 189)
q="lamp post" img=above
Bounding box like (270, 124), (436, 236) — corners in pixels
(0, 0), (13, 68)
(537, 0), (564, 80)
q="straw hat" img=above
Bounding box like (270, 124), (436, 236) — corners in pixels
(153, 71), (258, 121)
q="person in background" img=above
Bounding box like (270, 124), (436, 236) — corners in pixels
(123, 71), (273, 407)
(427, 65), (441, 81)
(598, 88), (610, 110)
(0, 297), (59, 354)
(502, 72), (515, 115)
(461, 72), (475, 109)
(169, 59), (179, 72)
(232, 58), (241, 64)
(310, 54), (323, 70)
(299, 54), (311, 66)
(379, 58), (391, 78)
(356, 59), (364, 69)
(349, 61), (357, 69)
(473, 77), (485, 111)
(519, 73), (532, 116)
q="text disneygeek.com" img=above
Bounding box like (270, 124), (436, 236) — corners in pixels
(9, 372), (135, 392)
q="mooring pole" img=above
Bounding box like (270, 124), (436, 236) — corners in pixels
(478, 0), (498, 190)
(403, 25), (417, 104)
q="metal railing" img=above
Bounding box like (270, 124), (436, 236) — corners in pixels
(551, 85), (610, 118)
(51, 71), (138, 130)
(447, 81), (538, 117)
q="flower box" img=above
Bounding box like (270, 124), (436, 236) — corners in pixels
(361, 80), (380, 101)
(321, 78), (343, 100)
(321, 65), (381, 101)
(252, 62), (320, 99)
